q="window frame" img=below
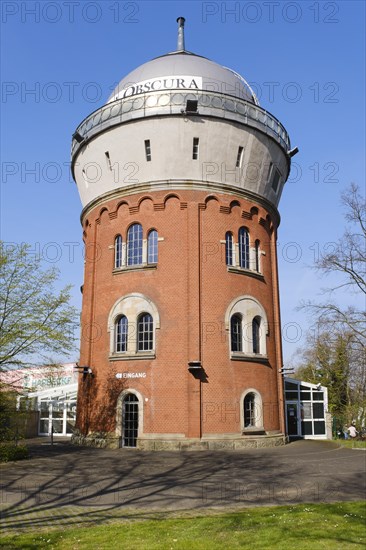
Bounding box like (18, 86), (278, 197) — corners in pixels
(230, 314), (242, 352)
(147, 229), (158, 264)
(225, 231), (234, 266)
(115, 315), (128, 353)
(238, 227), (250, 269)
(252, 316), (261, 354)
(144, 139), (151, 162)
(114, 234), (123, 269)
(226, 296), (268, 359)
(236, 146), (244, 168)
(127, 223), (143, 266)
(108, 293), (160, 360)
(137, 312), (154, 352)
(192, 137), (199, 160)
(241, 389), (264, 431)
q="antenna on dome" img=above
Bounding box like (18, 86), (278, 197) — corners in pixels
(176, 17), (185, 51)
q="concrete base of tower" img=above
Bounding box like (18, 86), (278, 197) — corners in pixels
(71, 431), (286, 450)
(71, 431), (121, 449)
(137, 433), (285, 451)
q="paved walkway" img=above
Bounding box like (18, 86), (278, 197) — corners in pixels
(1, 439), (365, 533)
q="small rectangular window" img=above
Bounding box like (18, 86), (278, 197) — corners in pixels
(269, 165), (281, 193)
(236, 146), (244, 168)
(105, 151), (112, 171)
(192, 137), (199, 160)
(82, 169), (88, 186)
(145, 140), (151, 161)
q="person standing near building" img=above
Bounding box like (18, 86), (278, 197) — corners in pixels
(348, 424), (358, 438)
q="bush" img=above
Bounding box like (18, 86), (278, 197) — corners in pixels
(0, 443), (29, 462)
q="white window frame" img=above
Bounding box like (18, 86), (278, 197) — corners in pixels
(108, 293), (160, 359)
(225, 296), (268, 358)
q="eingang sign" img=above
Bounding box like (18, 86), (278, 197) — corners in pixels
(115, 372), (147, 379)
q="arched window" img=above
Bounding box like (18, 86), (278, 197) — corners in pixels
(225, 232), (233, 266)
(244, 393), (256, 427)
(252, 316), (261, 354)
(115, 235), (122, 268)
(147, 229), (158, 264)
(231, 314), (242, 352)
(137, 313), (153, 351)
(115, 315), (128, 352)
(108, 293), (160, 358)
(255, 240), (260, 272)
(239, 227), (249, 269)
(127, 223), (143, 265)
(226, 296), (268, 357)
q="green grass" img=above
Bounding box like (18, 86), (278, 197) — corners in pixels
(1, 502), (365, 549)
(335, 439), (366, 449)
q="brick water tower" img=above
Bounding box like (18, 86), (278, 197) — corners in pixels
(71, 18), (296, 449)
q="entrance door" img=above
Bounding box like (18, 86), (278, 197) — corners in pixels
(286, 403), (299, 437)
(122, 394), (139, 447)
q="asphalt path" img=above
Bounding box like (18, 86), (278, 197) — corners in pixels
(1, 438), (365, 533)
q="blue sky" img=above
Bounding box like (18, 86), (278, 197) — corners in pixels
(1, 1), (365, 365)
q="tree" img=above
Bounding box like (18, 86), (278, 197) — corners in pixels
(0, 242), (78, 371)
(301, 183), (365, 351)
(297, 184), (366, 427)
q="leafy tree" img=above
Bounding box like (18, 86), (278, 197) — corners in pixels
(0, 242), (78, 371)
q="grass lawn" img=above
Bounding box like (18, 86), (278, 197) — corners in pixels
(335, 439), (366, 449)
(1, 501), (365, 549)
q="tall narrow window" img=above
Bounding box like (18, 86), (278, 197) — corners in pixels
(192, 137), (199, 160)
(115, 235), (122, 268)
(225, 232), (233, 266)
(255, 240), (260, 272)
(115, 315), (128, 352)
(137, 313), (153, 351)
(252, 316), (261, 354)
(127, 224), (143, 265)
(147, 229), (158, 264)
(231, 314), (242, 352)
(236, 146), (244, 168)
(269, 164), (281, 193)
(144, 140), (151, 161)
(105, 151), (112, 171)
(239, 227), (250, 269)
(244, 393), (256, 427)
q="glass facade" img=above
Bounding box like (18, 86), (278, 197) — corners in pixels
(285, 379), (328, 439)
(38, 393), (77, 436)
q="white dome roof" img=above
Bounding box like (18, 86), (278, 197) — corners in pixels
(107, 51), (258, 105)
